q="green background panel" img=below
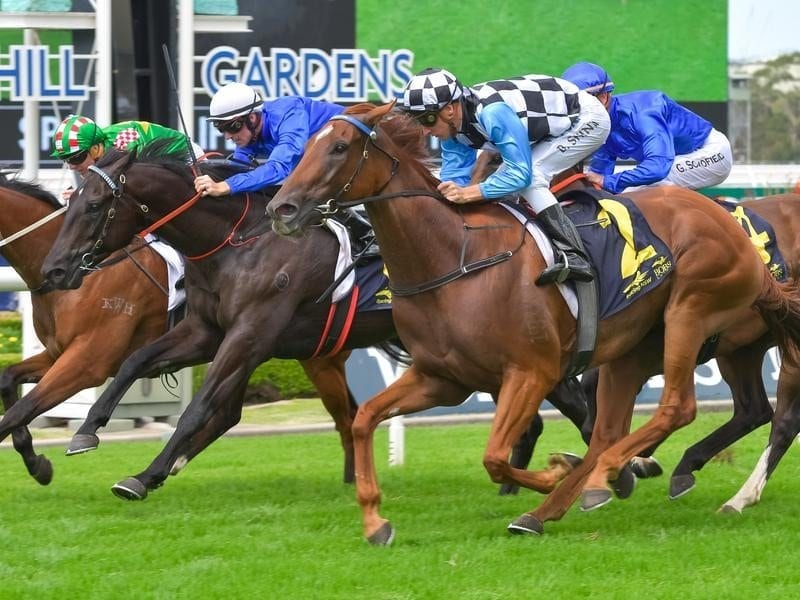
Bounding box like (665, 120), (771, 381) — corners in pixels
(357, 0), (727, 101)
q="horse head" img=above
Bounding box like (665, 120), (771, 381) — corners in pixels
(267, 102), (399, 236)
(41, 148), (145, 290)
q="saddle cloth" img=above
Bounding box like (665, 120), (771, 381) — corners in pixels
(501, 188), (674, 320)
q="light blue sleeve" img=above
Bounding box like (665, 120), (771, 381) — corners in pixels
(440, 139), (477, 186)
(474, 102), (532, 199)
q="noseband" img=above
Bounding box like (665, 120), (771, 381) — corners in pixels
(80, 164), (149, 270)
(315, 115), (404, 216)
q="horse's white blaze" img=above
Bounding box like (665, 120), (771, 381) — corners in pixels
(721, 445), (771, 512)
(314, 125), (333, 144)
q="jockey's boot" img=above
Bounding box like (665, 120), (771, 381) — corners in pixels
(535, 203), (594, 285)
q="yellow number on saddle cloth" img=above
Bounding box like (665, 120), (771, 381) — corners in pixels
(729, 205), (771, 265)
(596, 199), (657, 280)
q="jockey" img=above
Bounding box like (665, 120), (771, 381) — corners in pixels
(51, 114), (201, 179)
(193, 82), (345, 197)
(561, 62), (733, 194)
(50, 114), (191, 311)
(399, 67), (610, 285)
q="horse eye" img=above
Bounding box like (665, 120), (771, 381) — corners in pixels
(86, 201), (102, 213)
(332, 142), (348, 154)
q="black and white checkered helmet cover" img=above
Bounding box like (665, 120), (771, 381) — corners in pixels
(402, 68), (463, 113)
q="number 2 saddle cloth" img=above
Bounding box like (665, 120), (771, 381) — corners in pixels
(546, 188), (786, 320)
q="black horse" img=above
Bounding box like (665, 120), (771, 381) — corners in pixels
(40, 141), (589, 500)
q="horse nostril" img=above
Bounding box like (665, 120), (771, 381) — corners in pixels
(272, 202), (298, 221)
(46, 268), (65, 285)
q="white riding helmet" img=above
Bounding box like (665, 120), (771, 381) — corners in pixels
(208, 82), (263, 123)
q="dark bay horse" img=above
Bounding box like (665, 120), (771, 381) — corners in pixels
(39, 145), (588, 501)
(0, 173), (167, 483)
(265, 103), (800, 543)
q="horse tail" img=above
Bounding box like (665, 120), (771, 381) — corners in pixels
(753, 271), (800, 368)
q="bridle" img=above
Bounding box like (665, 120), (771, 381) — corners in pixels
(314, 115), (417, 216)
(78, 163), (260, 268)
(78, 165), (139, 271)
(309, 114), (523, 296)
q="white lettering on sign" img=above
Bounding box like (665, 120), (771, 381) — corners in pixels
(0, 45), (88, 101)
(200, 46), (415, 102)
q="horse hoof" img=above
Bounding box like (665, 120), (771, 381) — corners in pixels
(31, 456), (53, 486)
(111, 477), (148, 501)
(611, 464), (637, 499)
(65, 434), (100, 455)
(366, 522), (395, 546)
(498, 484), (520, 496)
(718, 503), (742, 515)
(629, 456), (663, 479)
(507, 514), (543, 535)
(669, 474), (696, 499)
(548, 452), (583, 470)
(580, 488), (613, 511)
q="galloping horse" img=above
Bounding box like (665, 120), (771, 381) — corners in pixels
(473, 150), (800, 507)
(0, 173), (167, 483)
(265, 103), (800, 543)
(39, 143), (587, 500)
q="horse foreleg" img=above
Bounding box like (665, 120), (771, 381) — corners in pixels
(0, 352), (52, 484)
(68, 316), (220, 455)
(500, 412), (543, 496)
(110, 333), (255, 500)
(353, 366), (470, 545)
(300, 353), (358, 484)
(670, 341), (773, 499)
(720, 359), (800, 513)
(484, 370), (567, 494)
(510, 360), (638, 534)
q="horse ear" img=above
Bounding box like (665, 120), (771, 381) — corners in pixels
(364, 101), (396, 127)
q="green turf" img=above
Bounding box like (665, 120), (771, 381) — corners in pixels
(2, 411), (799, 598)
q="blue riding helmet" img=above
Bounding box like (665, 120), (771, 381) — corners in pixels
(561, 62), (615, 95)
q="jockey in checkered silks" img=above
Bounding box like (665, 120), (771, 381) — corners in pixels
(398, 67), (610, 285)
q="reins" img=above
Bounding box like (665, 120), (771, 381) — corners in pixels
(0, 205), (67, 248)
(313, 114), (525, 296)
(85, 163), (261, 265)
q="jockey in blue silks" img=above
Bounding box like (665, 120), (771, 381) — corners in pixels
(194, 82), (344, 197)
(561, 62), (733, 194)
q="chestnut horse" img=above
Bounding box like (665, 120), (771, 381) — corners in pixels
(265, 103), (800, 543)
(474, 150), (800, 507)
(39, 145), (587, 501)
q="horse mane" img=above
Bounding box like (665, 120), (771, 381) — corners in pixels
(343, 104), (440, 187)
(106, 139), (195, 185)
(0, 171), (62, 210)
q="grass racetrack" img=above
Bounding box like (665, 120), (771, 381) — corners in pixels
(1, 410), (799, 598)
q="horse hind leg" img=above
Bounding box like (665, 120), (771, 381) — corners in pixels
(510, 361), (638, 535)
(720, 361), (800, 513)
(670, 343), (773, 500)
(0, 353), (56, 485)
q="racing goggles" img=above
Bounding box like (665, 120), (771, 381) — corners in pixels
(64, 150), (89, 165)
(216, 118), (246, 134)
